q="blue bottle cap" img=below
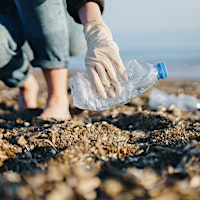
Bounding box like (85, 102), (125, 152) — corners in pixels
(156, 62), (168, 79)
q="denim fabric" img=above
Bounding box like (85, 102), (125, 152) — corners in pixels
(0, 0), (86, 87)
(0, 15), (29, 87)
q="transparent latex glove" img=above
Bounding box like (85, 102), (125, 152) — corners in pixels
(84, 20), (128, 99)
(0, 25), (17, 67)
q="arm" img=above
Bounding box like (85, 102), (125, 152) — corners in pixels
(66, 0), (104, 24)
(78, 1), (102, 25)
(77, 2), (128, 99)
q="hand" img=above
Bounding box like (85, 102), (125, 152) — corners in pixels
(84, 20), (128, 99)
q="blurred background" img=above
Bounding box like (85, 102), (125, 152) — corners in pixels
(69, 0), (200, 79)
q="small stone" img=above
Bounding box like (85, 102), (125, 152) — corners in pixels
(16, 186), (32, 199)
(76, 177), (101, 195)
(190, 175), (200, 188)
(24, 122), (30, 127)
(46, 166), (64, 182)
(46, 183), (73, 200)
(3, 171), (21, 183)
(103, 179), (124, 197)
(86, 123), (92, 128)
(24, 173), (46, 189)
(17, 135), (27, 146)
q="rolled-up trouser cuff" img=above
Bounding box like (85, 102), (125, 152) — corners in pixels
(31, 59), (67, 70)
(0, 50), (30, 88)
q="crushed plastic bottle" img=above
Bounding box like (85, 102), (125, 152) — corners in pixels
(70, 59), (168, 111)
(149, 89), (200, 111)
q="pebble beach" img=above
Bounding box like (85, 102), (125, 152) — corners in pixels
(0, 70), (200, 200)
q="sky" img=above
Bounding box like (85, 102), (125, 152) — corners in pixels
(100, 0), (200, 62)
(103, 0), (200, 33)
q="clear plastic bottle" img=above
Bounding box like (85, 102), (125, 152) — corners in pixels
(70, 59), (168, 111)
(149, 89), (200, 111)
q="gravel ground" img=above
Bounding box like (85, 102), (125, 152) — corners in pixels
(0, 70), (200, 200)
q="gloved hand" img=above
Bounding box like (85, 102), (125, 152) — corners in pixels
(84, 20), (128, 99)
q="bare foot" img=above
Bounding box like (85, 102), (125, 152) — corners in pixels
(40, 68), (71, 121)
(18, 74), (39, 112)
(40, 95), (71, 121)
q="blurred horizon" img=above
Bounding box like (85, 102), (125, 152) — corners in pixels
(113, 29), (200, 61)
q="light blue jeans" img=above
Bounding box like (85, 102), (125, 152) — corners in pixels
(0, 0), (86, 87)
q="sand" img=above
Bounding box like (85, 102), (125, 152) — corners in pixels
(0, 70), (200, 200)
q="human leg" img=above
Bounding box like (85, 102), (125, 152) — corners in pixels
(40, 68), (71, 120)
(39, 12), (86, 120)
(15, 0), (86, 120)
(18, 73), (39, 112)
(15, 0), (71, 119)
(0, 14), (38, 111)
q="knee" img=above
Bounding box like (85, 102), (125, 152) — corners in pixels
(0, 50), (30, 88)
(0, 27), (29, 87)
(0, 24), (17, 68)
